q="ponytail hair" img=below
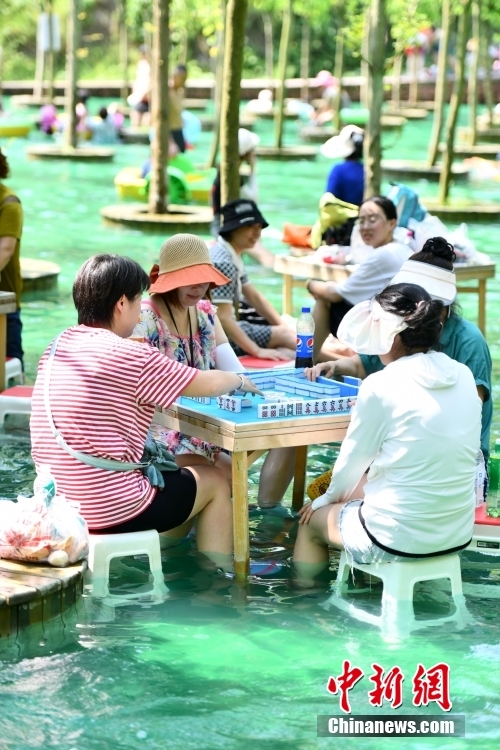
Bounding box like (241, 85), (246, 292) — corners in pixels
(375, 282), (444, 351)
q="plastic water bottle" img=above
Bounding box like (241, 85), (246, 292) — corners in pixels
(487, 440), (500, 517)
(475, 449), (486, 506)
(295, 306), (315, 369)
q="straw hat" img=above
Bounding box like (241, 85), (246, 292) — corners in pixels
(390, 260), (457, 305)
(320, 125), (364, 159)
(148, 234), (230, 294)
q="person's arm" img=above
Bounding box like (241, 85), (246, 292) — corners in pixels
(215, 301), (270, 357)
(335, 245), (406, 306)
(214, 313), (229, 345)
(0, 236), (16, 273)
(0, 198), (22, 272)
(182, 369), (261, 397)
(241, 282), (282, 325)
(300, 381), (388, 522)
(307, 279), (344, 304)
(305, 355), (367, 381)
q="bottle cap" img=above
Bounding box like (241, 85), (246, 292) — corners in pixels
(301, 306), (311, 313)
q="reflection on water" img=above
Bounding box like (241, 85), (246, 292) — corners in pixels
(0, 102), (500, 747)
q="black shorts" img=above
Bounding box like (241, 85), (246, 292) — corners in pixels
(329, 299), (354, 337)
(135, 101), (149, 114)
(94, 468), (197, 534)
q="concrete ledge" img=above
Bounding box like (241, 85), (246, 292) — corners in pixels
(382, 160), (470, 183)
(438, 143), (500, 160)
(423, 200), (500, 223)
(21, 258), (61, 294)
(100, 203), (213, 232)
(383, 107), (429, 119)
(0, 558), (86, 638)
(120, 127), (150, 145)
(26, 145), (115, 161)
(300, 126), (337, 143)
(254, 145), (317, 161)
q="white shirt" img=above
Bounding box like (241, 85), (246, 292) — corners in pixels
(335, 241), (411, 306)
(314, 351), (481, 555)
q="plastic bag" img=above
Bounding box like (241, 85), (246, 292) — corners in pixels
(0, 468), (89, 567)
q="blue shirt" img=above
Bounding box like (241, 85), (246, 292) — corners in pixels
(326, 160), (364, 206)
(359, 313), (493, 459)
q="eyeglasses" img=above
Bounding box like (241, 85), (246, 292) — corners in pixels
(356, 214), (384, 228)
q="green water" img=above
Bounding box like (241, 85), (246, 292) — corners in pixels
(1, 101), (500, 749)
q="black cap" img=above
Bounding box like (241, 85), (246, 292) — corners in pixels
(219, 199), (269, 235)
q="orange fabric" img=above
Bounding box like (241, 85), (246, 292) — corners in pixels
(282, 223), (313, 249)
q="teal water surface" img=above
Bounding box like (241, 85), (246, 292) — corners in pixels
(0, 100), (500, 749)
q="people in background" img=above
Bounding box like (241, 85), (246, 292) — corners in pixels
(210, 199), (296, 361)
(30, 254), (262, 571)
(293, 283), (481, 584)
(321, 125), (364, 207)
(129, 45), (151, 127)
(89, 107), (118, 144)
(170, 64), (188, 153)
(0, 148), (24, 366)
(306, 196), (410, 361)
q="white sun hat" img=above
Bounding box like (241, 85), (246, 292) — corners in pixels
(390, 260), (457, 305)
(238, 128), (260, 157)
(320, 125), (364, 159)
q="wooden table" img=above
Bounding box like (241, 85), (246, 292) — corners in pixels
(154, 400), (351, 580)
(0, 292), (16, 392)
(274, 252), (496, 335)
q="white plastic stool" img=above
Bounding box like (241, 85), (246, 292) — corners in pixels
(5, 357), (23, 388)
(0, 385), (33, 425)
(87, 529), (168, 604)
(326, 551), (469, 638)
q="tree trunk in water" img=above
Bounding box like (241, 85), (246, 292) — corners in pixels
(45, 1), (55, 103)
(179, 28), (188, 66)
(34, 15), (45, 100)
(119, 0), (129, 104)
(220, 0), (248, 205)
(481, 20), (493, 127)
(148, 0), (170, 214)
(300, 18), (310, 101)
(364, 0), (386, 197)
(206, 0), (225, 169)
(333, 2), (345, 131)
(263, 12), (273, 82)
(391, 54), (402, 106)
(438, 0), (471, 204)
(65, 0), (79, 149)
(427, 0), (451, 166)
(467, 0), (480, 145)
(274, 0), (293, 150)
(360, 15), (369, 109)
(408, 54), (418, 104)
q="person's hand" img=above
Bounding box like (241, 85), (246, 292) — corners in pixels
(231, 375), (264, 397)
(306, 279), (327, 301)
(304, 361), (337, 381)
(298, 501), (316, 524)
(255, 347), (290, 361)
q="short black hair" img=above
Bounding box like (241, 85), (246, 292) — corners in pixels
(175, 64), (187, 74)
(375, 282), (444, 351)
(360, 195), (397, 221)
(73, 254), (150, 327)
(98, 106), (108, 120)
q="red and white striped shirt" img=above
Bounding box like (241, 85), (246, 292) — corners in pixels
(30, 326), (197, 529)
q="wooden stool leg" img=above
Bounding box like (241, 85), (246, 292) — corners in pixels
(233, 450), (249, 580)
(292, 445), (308, 511)
(478, 279), (486, 335)
(283, 274), (293, 316)
(0, 315), (6, 393)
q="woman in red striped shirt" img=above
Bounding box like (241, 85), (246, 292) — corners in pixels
(30, 254), (261, 570)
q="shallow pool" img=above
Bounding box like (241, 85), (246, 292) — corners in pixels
(0, 100), (500, 748)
